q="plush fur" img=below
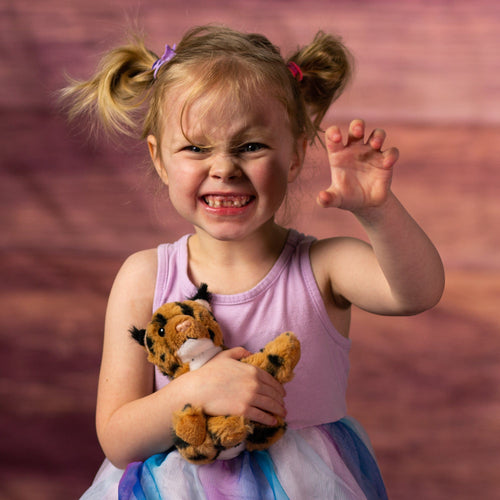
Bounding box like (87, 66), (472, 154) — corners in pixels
(131, 284), (301, 464)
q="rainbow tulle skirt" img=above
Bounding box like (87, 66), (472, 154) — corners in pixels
(81, 417), (387, 500)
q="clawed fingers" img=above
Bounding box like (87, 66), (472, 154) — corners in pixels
(317, 189), (341, 208)
(327, 120), (390, 153)
(320, 119), (397, 212)
(325, 121), (366, 152)
(367, 128), (387, 151)
(325, 125), (344, 153)
(346, 119), (365, 145)
(382, 147), (399, 169)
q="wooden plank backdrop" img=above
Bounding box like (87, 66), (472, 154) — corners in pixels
(1, 1), (499, 498)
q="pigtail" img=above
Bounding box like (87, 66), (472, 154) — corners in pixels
(288, 32), (353, 136)
(59, 37), (157, 139)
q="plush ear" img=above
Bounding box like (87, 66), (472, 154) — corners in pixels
(130, 326), (146, 346)
(189, 283), (213, 311)
(189, 283), (211, 302)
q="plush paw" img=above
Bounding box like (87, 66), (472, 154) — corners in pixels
(245, 418), (287, 451)
(207, 415), (253, 448)
(242, 332), (300, 383)
(176, 437), (220, 464)
(173, 404), (207, 446)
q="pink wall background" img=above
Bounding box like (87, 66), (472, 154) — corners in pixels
(1, 1), (499, 498)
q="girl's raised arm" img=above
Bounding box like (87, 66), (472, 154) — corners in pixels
(311, 120), (445, 316)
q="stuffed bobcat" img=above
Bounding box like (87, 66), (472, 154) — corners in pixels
(130, 284), (301, 464)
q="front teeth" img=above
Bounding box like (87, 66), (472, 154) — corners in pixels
(204, 195), (251, 208)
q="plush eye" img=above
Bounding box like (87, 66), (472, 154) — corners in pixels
(158, 327), (165, 337)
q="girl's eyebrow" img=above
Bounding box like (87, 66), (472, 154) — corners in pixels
(229, 125), (271, 144)
(175, 124), (272, 149)
(171, 129), (210, 148)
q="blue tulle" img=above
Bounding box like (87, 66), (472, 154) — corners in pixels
(118, 450), (290, 500)
(118, 454), (166, 500)
(326, 421), (388, 500)
(253, 451), (289, 500)
(118, 462), (146, 500)
(83, 419), (388, 500)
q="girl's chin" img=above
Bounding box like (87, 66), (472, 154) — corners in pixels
(194, 225), (255, 242)
(193, 218), (279, 244)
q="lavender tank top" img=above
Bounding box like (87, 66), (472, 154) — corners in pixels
(153, 229), (351, 428)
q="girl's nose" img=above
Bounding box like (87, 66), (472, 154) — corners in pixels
(209, 154), (242, 181)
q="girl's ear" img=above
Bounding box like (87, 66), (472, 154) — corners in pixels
(288, 135), (307, 183)
(147, 134), (169, 185)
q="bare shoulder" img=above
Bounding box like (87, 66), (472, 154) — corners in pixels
(308, 237), (365, 336)
(100, 248), (159, 385)
(310, 236), (372, 275)
(106, 248), (159, 332)
(117, 248), (158, 282)
(309, 236), (375, 304)
(111, 249), (158, 297)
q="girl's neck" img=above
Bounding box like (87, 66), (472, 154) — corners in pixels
(187, 222), (289, 295)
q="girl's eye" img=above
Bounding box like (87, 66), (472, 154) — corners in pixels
(240, 143), (266, 153)
(183, 145), (209, 153)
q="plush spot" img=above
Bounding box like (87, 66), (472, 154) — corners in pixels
(146, 336), (155, 355)
(169, 361), (180, 375)
(173, 435), (190, 450)
(153, 313), (167, 327)
(267, 354), (284, 367)
(246, 423), (285, 444)
(178, 302), (194, 317)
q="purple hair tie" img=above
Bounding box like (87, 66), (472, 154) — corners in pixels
(152, 44), (177, 79)
(287, 61), (303, 82)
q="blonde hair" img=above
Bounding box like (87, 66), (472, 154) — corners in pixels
(59, 25), (352, 147)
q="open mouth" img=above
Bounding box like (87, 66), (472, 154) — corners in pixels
(203, 195), (254, 208)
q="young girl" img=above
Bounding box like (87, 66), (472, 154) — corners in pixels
(63, 25), (445, 499)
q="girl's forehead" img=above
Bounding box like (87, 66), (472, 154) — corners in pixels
(163, 83), (290, 138)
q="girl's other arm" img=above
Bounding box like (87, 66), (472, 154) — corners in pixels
(96, 250), (286, 469)
(95, 249), (183, 468)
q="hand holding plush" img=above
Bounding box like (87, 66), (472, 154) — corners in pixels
(131, 284), (301, 464)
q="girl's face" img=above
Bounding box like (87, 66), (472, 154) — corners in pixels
(148, 85), (305, 243)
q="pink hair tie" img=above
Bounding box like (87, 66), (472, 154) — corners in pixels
(287, 61), (303, 82)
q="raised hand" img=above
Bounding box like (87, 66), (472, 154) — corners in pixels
(317, 119), (399, 213)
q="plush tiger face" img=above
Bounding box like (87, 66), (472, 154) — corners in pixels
(131, 298), (224, 379)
